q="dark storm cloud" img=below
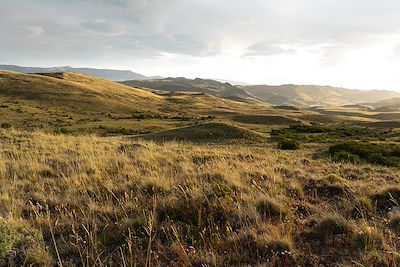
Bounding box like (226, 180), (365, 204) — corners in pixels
(1, 0), (400, 67)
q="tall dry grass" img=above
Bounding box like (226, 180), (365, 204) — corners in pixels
(0, 129), (398, 266)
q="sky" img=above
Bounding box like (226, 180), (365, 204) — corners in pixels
(1, 0), (400, 90)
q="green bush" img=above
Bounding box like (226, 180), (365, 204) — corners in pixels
(0, 221), (17, 258)
(329, 142), (400, 167)
(272, 124), (384, 144)
(55, 127), (73, 134)
(0, 220), (50, 265)
(0, 123), (11, 129)
(289, 124), (328, 133)
(332, 151), (360, 163)
(277, 139), (300, 150)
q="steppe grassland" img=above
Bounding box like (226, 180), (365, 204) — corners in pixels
(0, 129), (399, 266)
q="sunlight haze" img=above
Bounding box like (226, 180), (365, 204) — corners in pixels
(1, 0), (400, 89)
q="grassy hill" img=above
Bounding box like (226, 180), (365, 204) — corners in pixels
(366, 97), (400, 111)
(138, 122), (266, 143)
(2, 70), (400, 135)
(0, 71), (280, 135)
(0, 71), (162, 113)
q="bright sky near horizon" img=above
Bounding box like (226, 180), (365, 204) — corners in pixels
(1, 0), (400, 90)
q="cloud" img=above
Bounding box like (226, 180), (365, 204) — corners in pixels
(244, 41), (297, 58)
(1, 0), (400, 89)
(16, 25), (44, 38)
(81, 19), (126, 36)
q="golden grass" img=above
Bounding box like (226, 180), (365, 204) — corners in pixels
(0, 71), (283, 135)
(0, 129), (398, 266)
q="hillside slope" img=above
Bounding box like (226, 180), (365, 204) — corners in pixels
(0, 71), (161, 114)
(138, 122), (266, 143)
(121, 77), (256, 101)
(366, 97), (400, 111)
(0, 71), (275, 134)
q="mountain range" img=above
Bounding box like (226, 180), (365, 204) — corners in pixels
(0, 64), (158, 81)
(242, 84), (400, 107)
(2, 64), (400, 107)
(121, 77), (256, 101)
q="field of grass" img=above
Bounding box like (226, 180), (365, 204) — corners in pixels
(0, 129), (399, 266)
(1, 71), (400, 266)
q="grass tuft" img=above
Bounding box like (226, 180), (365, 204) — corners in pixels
(256, 197), (288, 220)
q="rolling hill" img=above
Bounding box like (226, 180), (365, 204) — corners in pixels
(0, 70), (161, 113)
(242, 84), (400, 107)
(121, 77), (257, 101)
(365, 97), (400, 111)
(0, 70), (277, 134)
(2, 69), (399, 137)
(0, 64), (153, 81)
(138, 122), (266, 143)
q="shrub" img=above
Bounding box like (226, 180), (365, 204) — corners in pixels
(312, 215), (353, 239)
(329, 142), (400, 167)
(0, 220), (50, 265)
(326, 174), (348, 184)
(0, 221), (17, 258)
(277, 139), (300, 150)
(289, 124), (328, 133)
(332, 151), (360, 163)
(0, 123), (11, 129)
(55, 127), (73, 134)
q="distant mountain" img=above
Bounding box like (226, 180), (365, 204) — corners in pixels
(242, 84), (400, 107)
(212, 79), (251, 86)
(0, 64), (154, 81)
(121, 77), (257, 101)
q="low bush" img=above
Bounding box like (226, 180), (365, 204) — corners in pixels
(332, 151), (360, 163)
(0, 220), (51, 266)
(277, 138), (300, 150)
(329, 142), (400, 167)
(312, 215), (353, 238)
(289, 124), (329, 133)
(0, 123), (11, 129)
(55, 127), (73, 134)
